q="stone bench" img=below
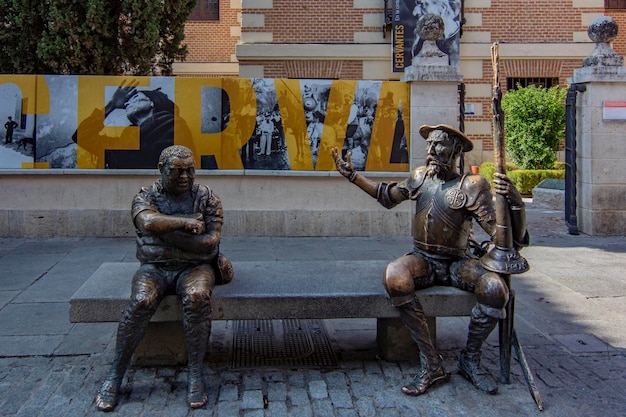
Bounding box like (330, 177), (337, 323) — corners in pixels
(70, 260), (476, 364)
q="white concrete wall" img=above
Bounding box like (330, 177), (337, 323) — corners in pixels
(0, 170), (411, 237)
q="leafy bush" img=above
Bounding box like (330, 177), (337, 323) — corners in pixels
(502, 85), (567, 170)
(508, 169), (565, 195)
(478, 162), (564, 195)
(478, 162), (520, 184)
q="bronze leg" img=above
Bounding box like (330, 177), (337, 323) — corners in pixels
(96, 278), (163, 412)
(459, 305), (499, 394)
(179, 268), (214, 408)
(398, 297), (450, 396)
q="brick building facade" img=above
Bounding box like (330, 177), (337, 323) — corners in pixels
(174, 0), (241, 77)
(179, 0), (626, 159)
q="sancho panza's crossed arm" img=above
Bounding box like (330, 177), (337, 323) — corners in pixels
(132, 184), (224, 259)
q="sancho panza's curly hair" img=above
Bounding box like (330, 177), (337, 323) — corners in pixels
(158, 145), (194, 166)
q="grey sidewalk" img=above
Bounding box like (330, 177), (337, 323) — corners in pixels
(0, 204), (625, 417)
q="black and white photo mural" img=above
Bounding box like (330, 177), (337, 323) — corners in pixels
(0, 75), (409, 172)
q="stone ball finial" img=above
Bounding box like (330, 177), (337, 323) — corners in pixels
(587, 16), (619, 44)
(417, 14), (445, 41)
(583, 15), (624, 67)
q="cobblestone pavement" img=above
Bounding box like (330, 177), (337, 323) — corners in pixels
(1, 340), (624, 417)
(0, 206), (625, 417)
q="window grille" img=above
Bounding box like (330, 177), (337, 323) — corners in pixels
(506, 77), (559, 91)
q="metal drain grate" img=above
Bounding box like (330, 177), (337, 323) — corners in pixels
(231, 319), (338, 369)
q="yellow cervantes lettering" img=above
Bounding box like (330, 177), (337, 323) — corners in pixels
(75, 76), (151, 168)
(394, 25), (405, 69)
(175, 78), (256, 169)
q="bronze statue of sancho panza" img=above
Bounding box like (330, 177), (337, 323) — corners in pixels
(96, 145), (233, 411)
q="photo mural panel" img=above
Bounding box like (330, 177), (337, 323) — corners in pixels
(0, 75), (409, 172)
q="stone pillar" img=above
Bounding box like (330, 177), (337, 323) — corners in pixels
(571, 16), (626, 235)
(402, 14), (462, 169)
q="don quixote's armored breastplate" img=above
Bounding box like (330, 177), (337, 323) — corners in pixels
(412, 175), (472, 259)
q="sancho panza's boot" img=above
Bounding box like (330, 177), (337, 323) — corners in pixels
(398, 297), (451, 396)
(458, 305), (499, 394)
(182, 291), (212, 409)
(96, 301), (156, 412)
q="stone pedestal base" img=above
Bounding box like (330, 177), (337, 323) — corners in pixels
(133, 322), (188, 366)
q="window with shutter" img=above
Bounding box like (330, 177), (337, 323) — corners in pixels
(606, 0), (626, 9)
(188, 0), (219, 21)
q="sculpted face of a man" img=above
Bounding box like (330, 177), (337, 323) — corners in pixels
(161, 155), (195, 195)
(425, 130), (457, 179)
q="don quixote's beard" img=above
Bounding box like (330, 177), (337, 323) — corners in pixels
(426, 157), (450, 179)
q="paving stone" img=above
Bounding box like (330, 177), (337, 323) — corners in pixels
(216, 400), (240, 417)
(288, 386), (311, 407)
(243, 373), (263, 390)
(349, 380), (374, 397)
(308, 379), (328, 399)
(355, 396), (377, 417)
(323, 370), (349, 388)
(288, 405), (314, 417)
(267, 381), (287, 401)
(190, 408), (214, 417)
(287, 371), (306, 388)
(265, 370), (286, 382)
(242, 389), (264, 409)
(312, 398), (335, 417)
(374, 388), (397, 408)
(244, 410), (265, 417)
(266, 400), (289, 417)
(219, 383), (239, 401)
(336, 409), (359, 417)
(378, 409), (402, 417)
(328, 388), (353, 409)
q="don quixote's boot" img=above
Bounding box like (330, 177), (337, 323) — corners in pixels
(458, 305), (499, 394)
(398, 297), (451, 396)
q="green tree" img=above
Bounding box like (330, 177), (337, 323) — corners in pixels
(0, 0), (196, 75)
(0, 0), (47, 73)
(502, 84), (567, 169)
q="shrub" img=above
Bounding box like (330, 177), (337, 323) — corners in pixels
(507, 169), (565, 195)
(478, 162), (564, 195)
(502, 85), (567, 170)
(478, 162), (519, 184)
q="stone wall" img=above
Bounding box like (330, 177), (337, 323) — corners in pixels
(570, 16), (626, 235)
(0, 171), (411, 238)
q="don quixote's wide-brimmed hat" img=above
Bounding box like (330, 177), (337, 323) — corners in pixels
(419, 124), (473, 153)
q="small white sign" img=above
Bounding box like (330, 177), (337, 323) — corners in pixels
(603, 101), (626, 121)
(464, 103), (475, 115)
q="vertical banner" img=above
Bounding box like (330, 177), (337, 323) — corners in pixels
(392, 0), (462, 72)
(392, 0), (413, 73)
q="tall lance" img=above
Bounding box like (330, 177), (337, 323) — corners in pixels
(480, 42), (543, 411)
